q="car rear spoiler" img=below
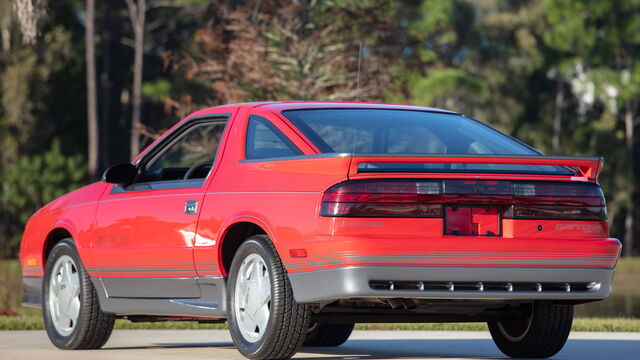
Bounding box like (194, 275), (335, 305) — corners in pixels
(346, 154), (604, 182)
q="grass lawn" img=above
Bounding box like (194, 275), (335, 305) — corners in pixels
(2, 257), (639, 332)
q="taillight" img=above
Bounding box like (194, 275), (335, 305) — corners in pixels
(506, 181), (606, 220)
(320, 180), (443, 217)
(503, 205), (606, 220)
(321, 180), (607, 221)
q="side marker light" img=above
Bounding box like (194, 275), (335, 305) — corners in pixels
(289, 249), (308, 258)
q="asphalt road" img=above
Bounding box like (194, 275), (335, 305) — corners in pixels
(0, 329), (638, 360)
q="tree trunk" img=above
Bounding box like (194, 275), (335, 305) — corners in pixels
(624, 208), (633, 257)
(99, 0), (113, 171)
(623, 105), (635, 257)
(86, 0), (99, 181)
(1, 16), (10, 52)
(625, 102), (634, 152)
(552, 79), (564, 154)
(127, 0), (146, 161)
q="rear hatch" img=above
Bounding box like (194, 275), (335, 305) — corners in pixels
(320, 154), (606, 237)
(279, 107), (607, 235)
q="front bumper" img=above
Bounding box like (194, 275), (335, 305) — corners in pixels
(288, 266), (615, 303)
(22, 276), (43, 309)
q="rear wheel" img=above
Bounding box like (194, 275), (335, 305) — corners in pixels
(303, 322), (354, 347)
(43, 239), (115, 349)
(488, 301), (573, 358)
(227, 235), (310, 360)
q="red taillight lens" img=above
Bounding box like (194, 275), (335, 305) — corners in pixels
(444, 180), (512, 205)
(512, 182), (605, 206)
(505, 205), (607, 220)
(320, 181), (443, 217)
(507, 181), (606, 220)
(321, 180), (607, 221)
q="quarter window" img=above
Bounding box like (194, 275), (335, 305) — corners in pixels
(245, 115), (302, 159)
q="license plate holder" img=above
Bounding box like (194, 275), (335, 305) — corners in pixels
(444, 206), (500, 236)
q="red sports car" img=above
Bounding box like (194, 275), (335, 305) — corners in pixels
(20, 102), (620, 359)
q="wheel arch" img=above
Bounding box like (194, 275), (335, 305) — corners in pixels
(218, 217), (278, 276)
(42, 225), (76, 266)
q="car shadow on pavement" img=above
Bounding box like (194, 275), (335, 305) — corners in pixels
(100, 338), (639, 360)
(301, 339), (502, 359)
(299, 339), (640, 360)
(103, 341), (236, 351)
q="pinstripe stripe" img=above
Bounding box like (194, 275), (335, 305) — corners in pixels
(283, 250), (618, 270)
(284, 253), (617, 264)
(285, 260), (617, 270)
(84, 262), (223, 277)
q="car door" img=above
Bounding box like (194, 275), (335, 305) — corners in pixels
(192, 111), (308, 277)
(86, 115), (229, 299)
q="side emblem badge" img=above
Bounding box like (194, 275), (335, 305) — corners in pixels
(184, 200), (198, 214)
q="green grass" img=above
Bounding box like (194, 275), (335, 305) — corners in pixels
(616, 256), (640, 273)
(357, 317), (640, 332)
(0, 315), (44, 330)
(2, 258), (640, 332)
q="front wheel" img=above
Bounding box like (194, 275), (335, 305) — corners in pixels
(488, 301), (573, 358)
(42, 239), (115, 349)
(227, 235), (310, 360)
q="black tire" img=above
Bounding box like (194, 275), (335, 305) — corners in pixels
(488, 301), (573, 358)
(303, 322), (354, 347)
(227, 235), (310, 360)
(42, 239), (115, 349)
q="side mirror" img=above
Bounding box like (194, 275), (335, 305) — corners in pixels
(102, 163), (137, 185)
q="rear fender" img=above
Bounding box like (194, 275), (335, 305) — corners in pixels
(217, 215), (278, 275)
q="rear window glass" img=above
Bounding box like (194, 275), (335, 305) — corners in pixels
(282, 109), (573, 175)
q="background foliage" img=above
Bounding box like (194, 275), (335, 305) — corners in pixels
(1, 0), (640, 258)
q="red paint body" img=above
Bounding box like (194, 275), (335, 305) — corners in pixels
(19, 102), (621, 291)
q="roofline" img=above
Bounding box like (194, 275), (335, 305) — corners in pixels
(254, 101), (459, 114)
(185, 101), (460, 122)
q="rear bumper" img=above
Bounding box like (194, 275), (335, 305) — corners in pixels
(22, 276), (43, 309)
(288, 266), (615, 303)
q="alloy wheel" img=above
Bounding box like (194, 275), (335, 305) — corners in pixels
(48, 255), (81, 336)
(234, 253), (271, 343)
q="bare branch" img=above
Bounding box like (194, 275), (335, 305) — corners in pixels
(147, 0), (177, 10)
(124, 0), (139, 28)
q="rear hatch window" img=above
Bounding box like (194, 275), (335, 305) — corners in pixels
(283, 109), (573, 175)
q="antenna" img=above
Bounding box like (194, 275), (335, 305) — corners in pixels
(356, 40), (362, 102)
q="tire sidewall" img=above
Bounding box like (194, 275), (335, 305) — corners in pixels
(304, 322), (355, 347)
(488, 301), (573, 358)
(227, 237), (280, 358)
(42, 239), (86, 348)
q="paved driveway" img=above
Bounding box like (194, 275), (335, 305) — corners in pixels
(0, 329), (638, 359)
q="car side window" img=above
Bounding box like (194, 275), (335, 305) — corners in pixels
(246, 115), (302, 159)
(137, 121), (226, 183)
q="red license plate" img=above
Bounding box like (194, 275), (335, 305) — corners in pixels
(444, 206), (500, 236)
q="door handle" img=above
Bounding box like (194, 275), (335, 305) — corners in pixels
(184, 200), (198, 214)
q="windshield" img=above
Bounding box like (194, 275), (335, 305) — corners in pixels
(283, 108), (573, 175)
